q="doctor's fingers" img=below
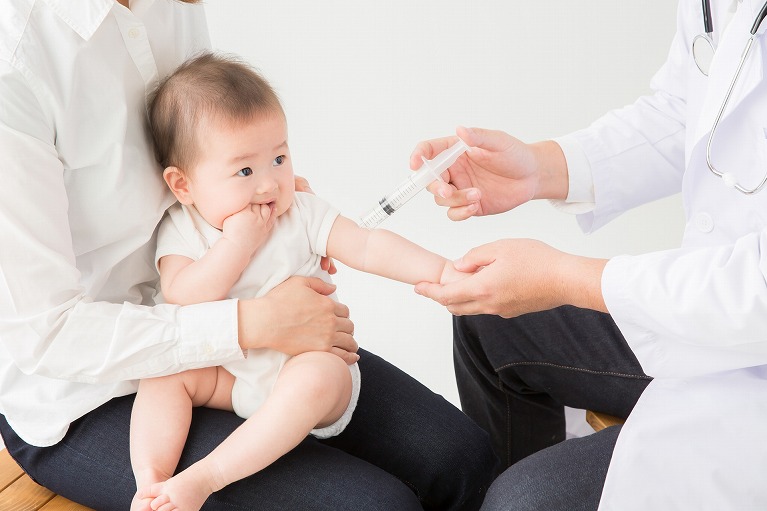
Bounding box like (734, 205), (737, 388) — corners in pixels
(409, 135), (461, 170)
(430, 187), (482, 221)
(415, 284), (485, 317)
(457, 126), (519, 154)
(415, 279), (479, 312)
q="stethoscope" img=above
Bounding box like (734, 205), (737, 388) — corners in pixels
(693, 0), (767, 194)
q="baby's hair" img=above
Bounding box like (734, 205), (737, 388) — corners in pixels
(148, 51), (284, 170)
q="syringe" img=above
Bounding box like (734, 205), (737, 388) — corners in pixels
(358, 138), (469, 229)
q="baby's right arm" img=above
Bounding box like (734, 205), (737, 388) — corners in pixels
(160, 204), (275, 305)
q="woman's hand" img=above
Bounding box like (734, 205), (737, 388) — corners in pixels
(415, 239), (607, 318)
(238, 276), (358, 364)
(410, 126), (569, 221)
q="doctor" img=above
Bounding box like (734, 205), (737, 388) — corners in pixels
(412, 0), (767, 509)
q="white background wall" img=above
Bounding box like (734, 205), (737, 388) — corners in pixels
(204, 1), (684, 414)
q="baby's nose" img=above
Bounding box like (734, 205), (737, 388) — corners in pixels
(253, 177), (278, 195)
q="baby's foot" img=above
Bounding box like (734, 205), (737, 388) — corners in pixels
(145, 465), (216, 511)
(130, 488), (158, 511)
(132, 468), (172, 511)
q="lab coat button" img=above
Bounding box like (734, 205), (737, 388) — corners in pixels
(203, 344), (214, 355)
(128, 27), (141, 39)
(695, 212), (714, 233)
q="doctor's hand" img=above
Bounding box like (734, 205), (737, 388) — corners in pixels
(238, 276), (359, 364)
(410, 127), (569, 221)
(414, 239), (608, 318)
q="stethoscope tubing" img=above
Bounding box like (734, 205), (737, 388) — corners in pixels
(701, 0), (767, 194)
(702, 0), (714, 34)
(704, 36), (767, 194)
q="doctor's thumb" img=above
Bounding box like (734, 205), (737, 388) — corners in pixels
(414, 281), (446, 304)
(458, 126), (520, 156)
(453, 248), (493, 273)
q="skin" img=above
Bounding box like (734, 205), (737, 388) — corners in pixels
(409, 126), (608, 317)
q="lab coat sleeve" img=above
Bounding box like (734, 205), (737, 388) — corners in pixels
(561, 0), (695, 233)
(0, 61), (244, 385)
(602, 229), (767, 378)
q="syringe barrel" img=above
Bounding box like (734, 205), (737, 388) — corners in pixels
(358, 174), (422, 229)
(358, 137), (469, 229)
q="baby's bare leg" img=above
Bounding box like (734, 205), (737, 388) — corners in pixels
(129, 367), (234, 511)
(148, 352), (353, 511)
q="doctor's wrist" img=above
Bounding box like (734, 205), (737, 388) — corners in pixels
(556, 254), (608, 313)
(530, 140), (570, 201)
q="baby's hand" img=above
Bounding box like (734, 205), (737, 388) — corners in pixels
(222, 203), (276, 256)
(439, 259), (477, 285)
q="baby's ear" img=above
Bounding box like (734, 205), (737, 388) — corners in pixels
(163, 166), (193, 205)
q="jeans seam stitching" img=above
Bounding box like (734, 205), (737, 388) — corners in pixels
(495, 361), (651, 380)
(501, 374), (512, 467)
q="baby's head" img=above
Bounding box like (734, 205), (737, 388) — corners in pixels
(148, 52), (295, 229)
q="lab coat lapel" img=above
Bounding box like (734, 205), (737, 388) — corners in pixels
(693, 1), (765, 146)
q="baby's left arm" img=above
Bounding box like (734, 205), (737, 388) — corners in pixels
(326, 215), (469, 285)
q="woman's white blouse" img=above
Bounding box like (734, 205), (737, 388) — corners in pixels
(0, 0), (245, 447)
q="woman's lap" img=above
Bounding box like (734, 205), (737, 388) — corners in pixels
(1, 348), (498, 511)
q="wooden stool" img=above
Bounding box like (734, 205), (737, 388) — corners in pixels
(0, 449), (94, 511)
(585, 410), (625, 432)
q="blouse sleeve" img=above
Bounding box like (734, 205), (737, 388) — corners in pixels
(0, 61), (244, 385)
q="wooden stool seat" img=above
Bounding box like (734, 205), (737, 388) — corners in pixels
(0, 449), (94, 511)
(585, 410), (626, 432)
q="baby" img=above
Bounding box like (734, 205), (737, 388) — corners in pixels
(129, 52), (467, 511)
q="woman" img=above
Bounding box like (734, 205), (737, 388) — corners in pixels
(0, 1), (498, 509)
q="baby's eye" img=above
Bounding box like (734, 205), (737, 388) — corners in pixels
(273, 155), (286, 167)
(237, 167), (253, 177)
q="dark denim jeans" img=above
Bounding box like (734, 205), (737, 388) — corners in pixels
(0, 348), (499, 511)
(453, 306), (652, 511)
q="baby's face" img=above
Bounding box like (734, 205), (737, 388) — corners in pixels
(186, 113), (295, 230)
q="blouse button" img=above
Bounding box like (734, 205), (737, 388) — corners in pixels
(695, 212), (714, 233)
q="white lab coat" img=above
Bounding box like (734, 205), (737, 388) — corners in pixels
(562, 0), (767, 508)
